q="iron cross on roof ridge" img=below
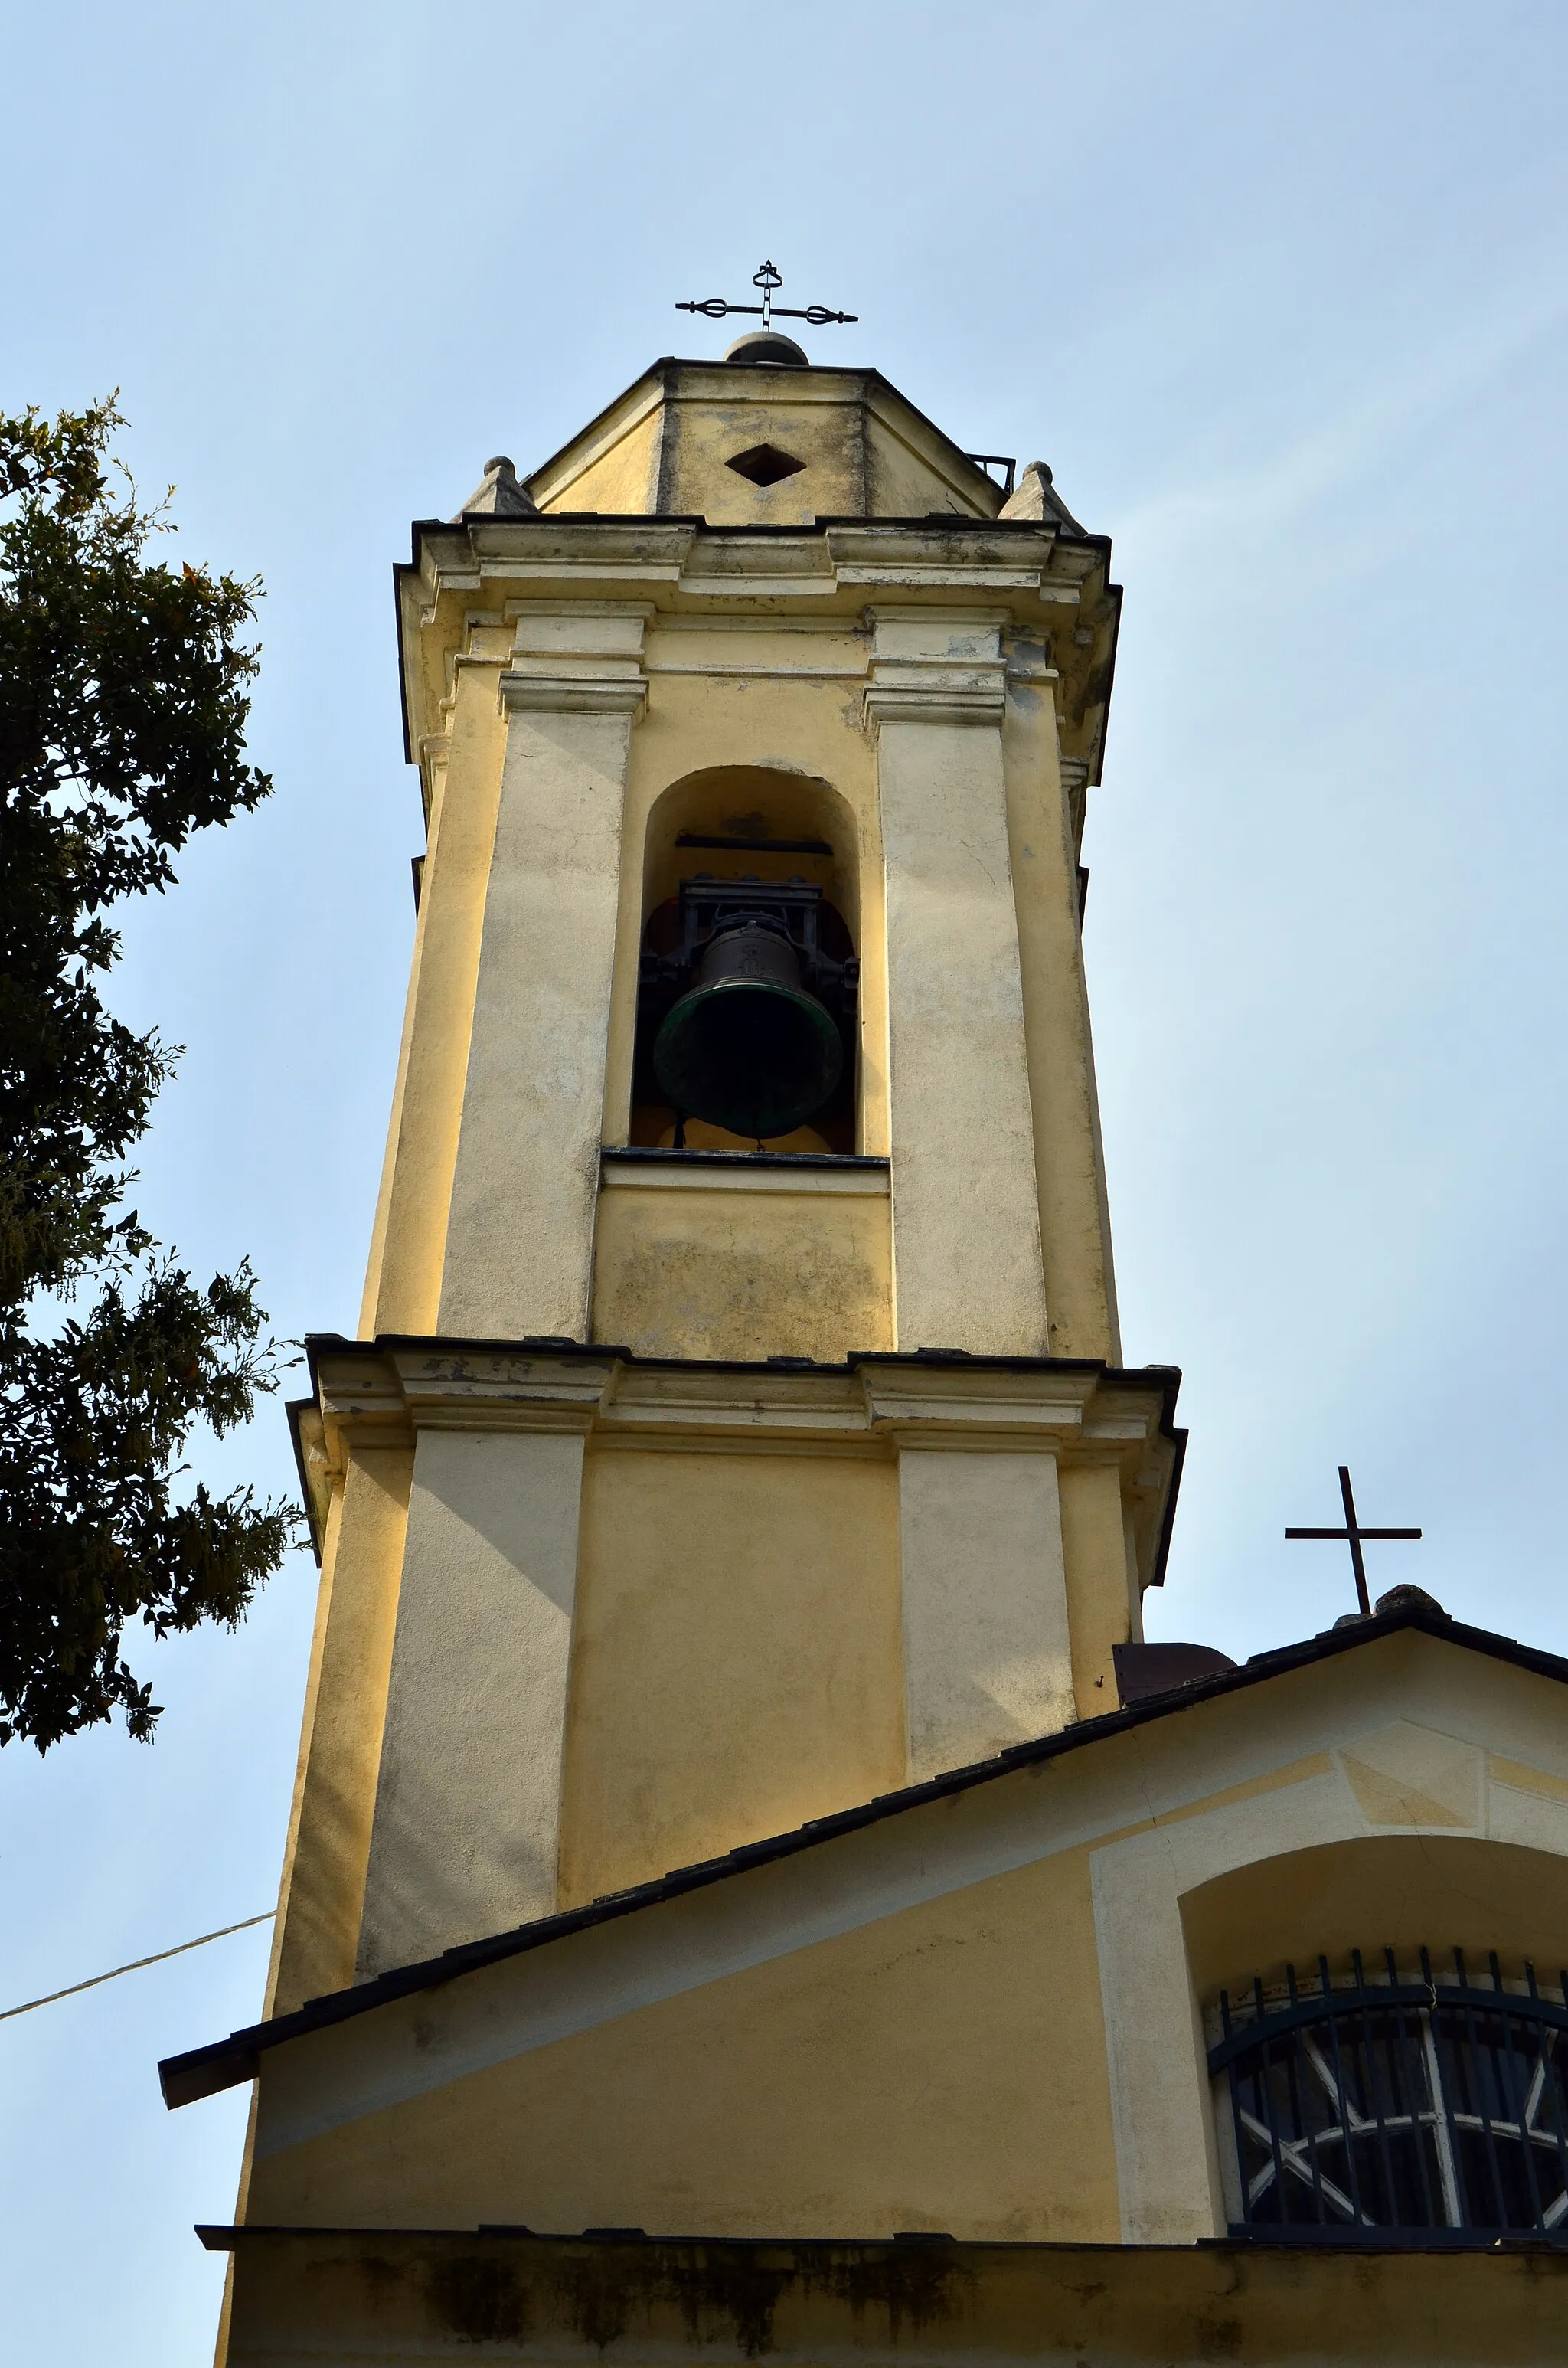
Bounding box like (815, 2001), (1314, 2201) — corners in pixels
(1286, 1464), (1422, 1617)
(677, 259), (858, 331)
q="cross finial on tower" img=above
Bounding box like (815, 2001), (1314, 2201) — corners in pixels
(1286, 1464), (1422, 1617)
(677, 259), (858, 332)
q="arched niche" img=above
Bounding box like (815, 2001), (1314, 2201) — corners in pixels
(1181, 1836), (1568, 2005)
(1184, 1836), (1568, 2242)
(630, 765), (862, 1153)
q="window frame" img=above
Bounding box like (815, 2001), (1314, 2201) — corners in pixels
(1209, 1950), (1568, 2246)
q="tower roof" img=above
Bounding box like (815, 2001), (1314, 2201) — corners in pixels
(519, 356), (1018, 526)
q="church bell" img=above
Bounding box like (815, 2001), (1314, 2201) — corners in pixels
(653, 911), (844, 1141)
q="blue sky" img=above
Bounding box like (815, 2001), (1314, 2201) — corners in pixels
(2, 3), (1566, 2356)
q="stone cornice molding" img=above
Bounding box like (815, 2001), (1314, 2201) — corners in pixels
(499, 672), (647, 717)
(294, 1336), (1184, 1584)
(396, 521), (1119, 804)
(499, 600), (652, 719)
(864, 603), (1008, 730)
(864, 675), (1006, 728)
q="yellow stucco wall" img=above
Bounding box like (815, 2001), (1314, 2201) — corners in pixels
(360, 659), (507, 1338)
(591, 1173), (893, 1361)
(1059, 1461), (1139, 1715)
(266, 1444), (413, 2017)
(540, 400), (662, 515)
(1182, 1832), (1568, 2000)
(1003, 670), (1120, 1361)
(864, 409), (995, 517)
(658, 384), (861, 526)
(528, 365), (1001, 527)
(557, 1447), (904, 1905)
(247, 1850), (1117, 2241)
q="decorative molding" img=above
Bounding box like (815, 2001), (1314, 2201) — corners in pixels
(863, 607), (1008, 729)
(499, 672), (647, 717)
(645, 661), (867, 682)
(303, 1342), (1178, 1523)
(600, 1150), (889, 1197)
(498, 603), (652, 718)
(864, 679), (1006, 728)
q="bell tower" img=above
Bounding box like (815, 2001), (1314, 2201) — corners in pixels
(270, 330), (1184, 2019)
(169, 309), (1568, 2366)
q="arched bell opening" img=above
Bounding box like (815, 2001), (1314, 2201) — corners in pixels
(629, 767), (861, 1153)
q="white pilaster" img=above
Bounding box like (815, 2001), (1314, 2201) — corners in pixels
(897, 1447), (1075, 1779)
(357, 1411), (594, 1979)
(438, 608), (648, 1341)
(864, 1363), (1082, 1780)
(867, 611), (1049, 1356)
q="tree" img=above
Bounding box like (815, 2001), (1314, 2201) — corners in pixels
(0, 396), (296, 1751)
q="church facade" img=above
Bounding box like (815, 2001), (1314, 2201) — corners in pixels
(163, 331), (1568, 2363)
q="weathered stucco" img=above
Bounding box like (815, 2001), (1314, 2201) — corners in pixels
(526, 360), (1006, 528)
(266, 1443), (412, 2017)
(358, 1425), (590, 1973)
(216, 2227), (1568, 2368)
(897, 1447), (1074, 1778)
(590, 1160), (893, 1362)
(559, 1444), (904, 1907)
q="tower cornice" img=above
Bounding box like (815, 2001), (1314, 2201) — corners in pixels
(396, 513), (1119, 794)
(289, 1332), (1184, 1592)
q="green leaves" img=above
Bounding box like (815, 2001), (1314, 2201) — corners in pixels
(0, 397), (297, 1750)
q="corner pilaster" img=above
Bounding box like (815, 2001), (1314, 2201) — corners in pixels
(354, 1347), (617, 1977)
(866, 610), (1049, 1356)
(437, 609), (650, 1341)
(863, 1360), (1087, 1777)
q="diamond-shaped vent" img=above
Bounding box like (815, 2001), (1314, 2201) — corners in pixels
(726, 443), (807, 487)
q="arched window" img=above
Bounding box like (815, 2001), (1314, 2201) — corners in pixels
(1212, 1950), (1568, 2242)
(630, 767), (860, 1153)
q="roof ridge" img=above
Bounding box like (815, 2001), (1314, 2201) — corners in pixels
(158, 1606), (1561, 2110)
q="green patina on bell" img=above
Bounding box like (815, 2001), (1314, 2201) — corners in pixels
(653, 917), (843, 1140)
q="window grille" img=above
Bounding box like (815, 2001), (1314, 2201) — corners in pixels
(1210, 1951), (1568, 2242)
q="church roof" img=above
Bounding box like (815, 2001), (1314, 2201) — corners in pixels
(159, 1600), (1568, 2110)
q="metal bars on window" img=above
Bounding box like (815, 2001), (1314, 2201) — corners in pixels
(1210, 1951), (1568, 2242)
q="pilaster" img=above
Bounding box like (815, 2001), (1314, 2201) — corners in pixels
(866, 610), (1049, 1357)
(353, 1349), (616, 1977)
(863, 1361), (1086, 1775)
(437, 608), (649, 1341)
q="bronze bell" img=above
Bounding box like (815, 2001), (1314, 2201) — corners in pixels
(653, 916), (844, 1141)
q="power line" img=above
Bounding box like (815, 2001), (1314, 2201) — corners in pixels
(0, 1911), (274, 2023)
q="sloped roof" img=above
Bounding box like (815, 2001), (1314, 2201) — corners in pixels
(159, 1603), (1568, 2109)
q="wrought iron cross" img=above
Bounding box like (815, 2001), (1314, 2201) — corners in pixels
(677, 259), (858, 332)
(1286, 1464), (1422, 1617)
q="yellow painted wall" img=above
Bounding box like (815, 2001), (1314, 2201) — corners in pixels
(220, 2224), (1568, 2368)
(539, 402), (662, 515)
(528, 367), (1001, 528)
(360, 658), (507, 1337)
(1002, 673), (1120, 1361)
(557, 1447), (903, 1904)
(1182, 1833), (1568, 2000)
(1058, 1462), (1138, 1715)
(266, 1444), (413, 2017)
(659, 384), (860, 525)
(247, 1851), (1119, 2242)
(591, 1179), (893, 1361)
(865, 410), (998, 518)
